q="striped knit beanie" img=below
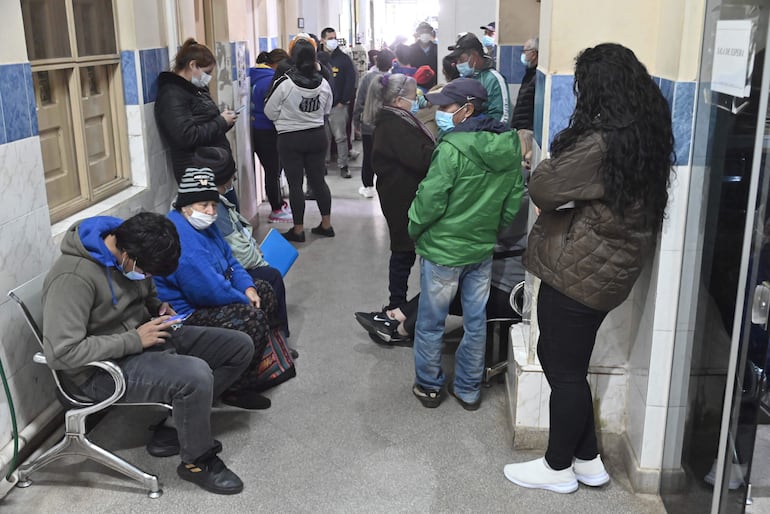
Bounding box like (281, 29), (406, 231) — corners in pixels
(175, 168), (219, 208)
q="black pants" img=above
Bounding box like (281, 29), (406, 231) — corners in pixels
(277, 127), (331, 226)
(361, 134), (374, 187)
(252, 128), (283, 212)
(248, 265), (289, 337)
(388, 250), (416, 311)
(536, 282), (608, 470)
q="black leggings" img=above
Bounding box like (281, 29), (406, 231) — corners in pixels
(536, 282), (608, 470)
(361, 134), (374, 187)
(388, 250), (416, 311)
(277, 127), (331, 226)
(252, 128), (283, 212)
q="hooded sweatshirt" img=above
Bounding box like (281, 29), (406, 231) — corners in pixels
(408, 116), (525, 266)
(42, 217), (163, 385)
(264, 68), (333, 134)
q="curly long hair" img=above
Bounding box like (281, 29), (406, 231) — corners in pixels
(550, 43), (674, 232)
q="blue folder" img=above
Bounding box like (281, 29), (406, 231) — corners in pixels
(259, 228), (299, 277)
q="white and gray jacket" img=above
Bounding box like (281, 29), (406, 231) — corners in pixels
(264, 69), (332, 134)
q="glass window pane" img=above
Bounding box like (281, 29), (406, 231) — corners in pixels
(21, 0), (72, 60)
(73, 0), (117, 56)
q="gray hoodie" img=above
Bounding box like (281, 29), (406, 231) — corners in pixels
(42, 216), (162, 385)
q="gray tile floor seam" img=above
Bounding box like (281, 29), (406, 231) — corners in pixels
(0, 146), (667, 513)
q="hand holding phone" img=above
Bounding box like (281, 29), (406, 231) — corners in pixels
(235, 104), (246, 114)
(166, 313), (190, 331)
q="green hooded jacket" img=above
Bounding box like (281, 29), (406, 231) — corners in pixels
(408, 117), (524, 266)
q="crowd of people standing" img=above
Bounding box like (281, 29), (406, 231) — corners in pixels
(38, 17), (673, 500)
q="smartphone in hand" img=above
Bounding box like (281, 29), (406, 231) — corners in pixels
(235, 104), (246, 114)
(166, 313), (190, 330)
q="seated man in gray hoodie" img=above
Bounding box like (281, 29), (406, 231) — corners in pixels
(42, 212), (254, 495)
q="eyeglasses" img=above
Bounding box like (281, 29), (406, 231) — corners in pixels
(523, 48), (537, 53)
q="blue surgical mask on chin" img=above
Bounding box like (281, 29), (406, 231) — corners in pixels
(435, 110), (456, 132)
(456, 61), (474, 78)
(520, 53), (529, 67)
(119, 256), (147, 281)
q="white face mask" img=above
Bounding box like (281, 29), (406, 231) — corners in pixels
(325, 38), (339, 51)
(419, 34), (433, 44)
(187, 209), (217, 230)
(191, 69), (212, 88)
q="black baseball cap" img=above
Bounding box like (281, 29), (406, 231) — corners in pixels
(447, 33), (484, 58)
(480, 22), (496, 32)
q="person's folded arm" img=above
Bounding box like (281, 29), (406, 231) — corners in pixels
(528, 133), (605, 212)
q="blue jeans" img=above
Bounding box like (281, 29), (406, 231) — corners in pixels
(413, 257), (492, 403)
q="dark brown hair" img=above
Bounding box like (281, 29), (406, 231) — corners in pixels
(173, 38), (216, 72)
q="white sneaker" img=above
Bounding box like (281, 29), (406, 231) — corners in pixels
(704, 460), (747, 490)
(503, 457), (578, 494)
(268, 202), (293, 223)
(573, 455), (610, 486)
(358, 186), (374, 198)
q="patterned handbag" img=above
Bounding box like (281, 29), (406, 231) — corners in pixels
(253, 328), (296, 392)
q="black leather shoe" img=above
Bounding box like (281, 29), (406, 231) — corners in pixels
(177, 454), (243, 495)
(147, 425), (180, 457)
(222, 390), (271, 410)
(340, 166), (352, 179)
(310, 224), (335, 237)
(147, 425), (222, 458)
(282, 229), (306, 242)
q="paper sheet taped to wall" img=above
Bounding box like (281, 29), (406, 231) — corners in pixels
(711, 19), (755, 98)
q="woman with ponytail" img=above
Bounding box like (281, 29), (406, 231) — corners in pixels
(264, 36), (334, 242)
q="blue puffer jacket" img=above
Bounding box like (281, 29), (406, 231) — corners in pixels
(153, 210), (254, 316)
(249, 65), (277, 130)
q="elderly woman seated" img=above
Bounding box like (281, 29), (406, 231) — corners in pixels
(193, 147), (292, 345)
(154, 167), (277, 410)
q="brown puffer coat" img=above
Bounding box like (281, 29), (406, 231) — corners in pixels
(524, 132), (657, 312)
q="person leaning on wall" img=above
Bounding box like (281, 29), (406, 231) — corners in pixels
(154, 39), (241, 208)
(502, 43), (674, 494)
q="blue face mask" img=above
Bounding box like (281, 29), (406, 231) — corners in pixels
(482, 35), (495, 48)
(119, 256), (147, 281)
(406, 98), (419, 114)
(456, 61), (474, 78)
(435, 110), (456, 132)
(520, 53), (529, 67)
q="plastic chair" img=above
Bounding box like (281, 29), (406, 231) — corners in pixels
(8, 273), (171, 498)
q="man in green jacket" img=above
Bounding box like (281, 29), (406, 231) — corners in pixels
(448, 33), (512, 125)
(408, 78), (524, 410)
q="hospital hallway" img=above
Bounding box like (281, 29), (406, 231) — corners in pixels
(0, 152), (667, 513)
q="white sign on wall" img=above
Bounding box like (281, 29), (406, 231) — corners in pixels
(711, 19), (755, 98)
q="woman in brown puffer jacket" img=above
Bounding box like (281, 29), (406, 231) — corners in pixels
(503, 43), (674, 494)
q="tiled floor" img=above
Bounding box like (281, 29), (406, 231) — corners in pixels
(0, 153), (666, 513)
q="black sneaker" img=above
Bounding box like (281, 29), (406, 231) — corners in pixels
(412, 383), (444, 408)
(221, 390), (271, 410)
(282, 229), (306, 242)
(448, 382), (481, 411)
(177, 453), (243, 495)
(340, 166), (352, 179)
(367, 332), (413, 347)
(355, 311), (398, 341)
(310, 224), (335, 237)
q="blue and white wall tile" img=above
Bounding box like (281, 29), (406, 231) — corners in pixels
(0, 63), (38, 144)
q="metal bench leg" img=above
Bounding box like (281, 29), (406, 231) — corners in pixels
(16, 411), (163, 499)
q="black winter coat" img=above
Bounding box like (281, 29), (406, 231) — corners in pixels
(511, 67), (536, 130)
(372, 107), (435, 252)
(408, 42), (438, 89)
(154, 72), (232, 182)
